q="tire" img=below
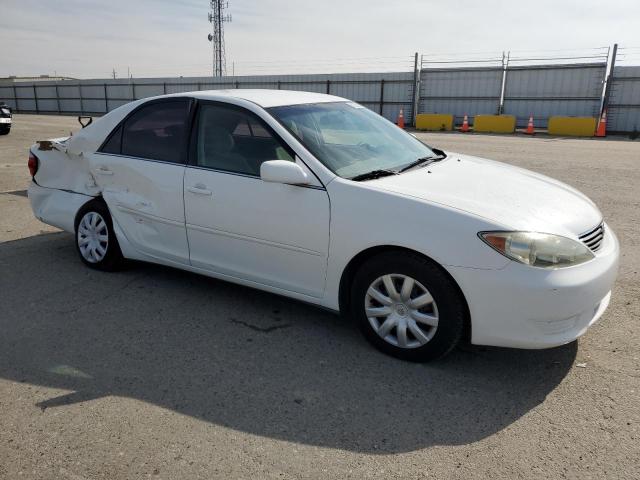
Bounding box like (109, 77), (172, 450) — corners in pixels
(74, 199), (125, 271)
(350, 251), (466, 362)
(0, 126), (9, 135)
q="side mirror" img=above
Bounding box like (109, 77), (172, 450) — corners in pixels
(260, 160), (310, 185)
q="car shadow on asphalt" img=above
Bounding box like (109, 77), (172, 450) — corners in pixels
(0, 232), (577, 454)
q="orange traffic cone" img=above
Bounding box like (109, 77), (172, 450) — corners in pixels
(525, 115), (535, 135)
(397, 108), (405, 129)
(595, 109), (607, 137)
(460, 114), (470, 133)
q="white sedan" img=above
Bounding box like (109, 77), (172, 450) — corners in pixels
(27, 90), (619, 361)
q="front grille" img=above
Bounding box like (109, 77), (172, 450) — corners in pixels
(579, 223), (605, 252)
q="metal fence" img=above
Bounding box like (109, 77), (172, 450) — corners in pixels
(502, 63), (606, 128)
(418, 67), (503, 126)
(0, 72), (415, 125)
(1, 45), (639, 133)
(608, 66), (640, 133)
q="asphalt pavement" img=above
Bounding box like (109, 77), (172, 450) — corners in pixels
(1, 115), (639, 479)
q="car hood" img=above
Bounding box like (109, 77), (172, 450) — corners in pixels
(370, 152), (602, 237)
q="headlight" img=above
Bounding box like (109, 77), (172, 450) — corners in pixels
(479, 231), (594, 268)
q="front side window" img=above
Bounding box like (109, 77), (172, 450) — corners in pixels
(195, 103), (294, 176)
(268, 102), (435, 179)
(120, 101), (190, 163)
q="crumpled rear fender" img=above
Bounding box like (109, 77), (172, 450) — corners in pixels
(31, 139), (99, 196)
(30, 100), (143, 196)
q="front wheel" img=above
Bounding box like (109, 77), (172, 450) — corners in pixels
(351, 251), (466, 362)
(74, 200), (124, 271)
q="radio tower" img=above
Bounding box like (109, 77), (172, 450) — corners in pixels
(207, 1), (232, 77)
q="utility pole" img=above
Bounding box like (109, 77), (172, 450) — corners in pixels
(412, 53), (422, 126)
(601, 43), (618, 117)
(207, 1), (232, 77)
(498, 51), (509, 115)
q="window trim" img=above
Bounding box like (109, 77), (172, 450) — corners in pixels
(184, 163), (326, 191)
(98, 97), (195, 165)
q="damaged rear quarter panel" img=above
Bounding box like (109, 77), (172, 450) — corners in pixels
(32, 100), (144, 196)
(33, 139), (98, 195)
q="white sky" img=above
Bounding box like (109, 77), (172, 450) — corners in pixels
(1, 0), (639, 78)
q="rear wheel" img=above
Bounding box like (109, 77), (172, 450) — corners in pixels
(351, 251), (466, 362)
(74, 200), (124, 271)
(0, 126), (10, 135)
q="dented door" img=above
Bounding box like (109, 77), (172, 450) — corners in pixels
(88, 152), (189, 265)
(86, 99), (192, 265)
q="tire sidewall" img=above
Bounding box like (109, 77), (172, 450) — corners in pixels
(351, 252), (465, 362)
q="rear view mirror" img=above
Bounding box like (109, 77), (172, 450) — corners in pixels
(260, 160), (310, 185)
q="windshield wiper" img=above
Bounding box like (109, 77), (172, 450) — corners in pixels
(398, 149), (447, 173)
(350, 148), (448, 181)
(397, 156), (435, 173)
(350, 169), (398, 182)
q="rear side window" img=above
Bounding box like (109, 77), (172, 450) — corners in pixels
(120, 101), (190, 163)
(101, 125), (122, 154)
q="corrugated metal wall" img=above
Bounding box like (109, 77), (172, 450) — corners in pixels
(0, 71), (415, 124)
(608, 66), (640, 133)
(417, 63), (607, 128)
(502, 63), (606, 128)
(3, 63), (639, 132)
(418, 67), (503, 125)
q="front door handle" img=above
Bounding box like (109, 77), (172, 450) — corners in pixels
(94, 166), (113, 175)
(187, 184), (212, 196)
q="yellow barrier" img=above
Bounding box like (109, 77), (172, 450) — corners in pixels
(547, 116), (597, 137)
(415, 114), (454, 131)
(473, 115), (516, 133)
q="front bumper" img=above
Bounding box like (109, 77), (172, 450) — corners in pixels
(448, 224), (620, 349)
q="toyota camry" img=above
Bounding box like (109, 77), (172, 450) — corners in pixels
(27, 90), (619, 361)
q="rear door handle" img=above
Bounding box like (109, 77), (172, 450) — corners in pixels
(187, 184), (212, 196)
(94, 166), (113, 175)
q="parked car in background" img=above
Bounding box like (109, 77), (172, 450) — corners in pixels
(26, 90), (619, 361)
(0, 102), (11, 135)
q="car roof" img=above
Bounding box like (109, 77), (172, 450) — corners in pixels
(175, 89), (347, 108)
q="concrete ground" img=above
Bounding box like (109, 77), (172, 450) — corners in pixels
(1, 115), (639, 479)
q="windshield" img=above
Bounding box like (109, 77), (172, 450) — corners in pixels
(268, 102), (435, 178)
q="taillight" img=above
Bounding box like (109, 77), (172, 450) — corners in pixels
(28, 151), (39, 177)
